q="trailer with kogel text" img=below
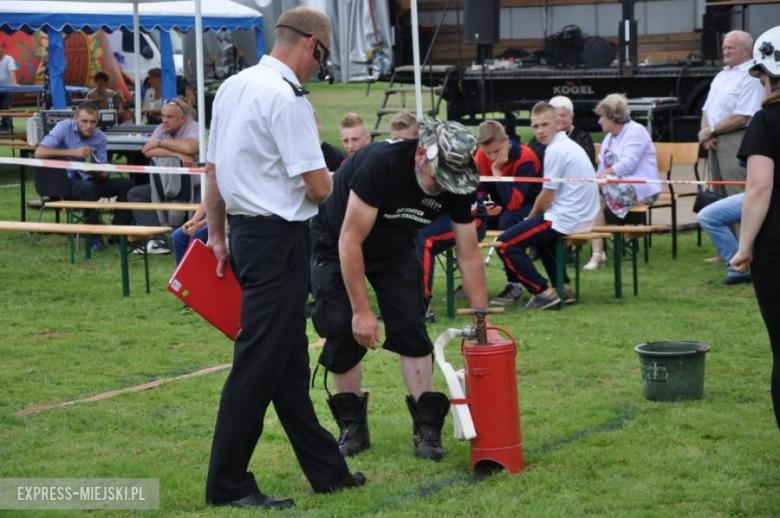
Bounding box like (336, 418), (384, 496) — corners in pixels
(376, 0), (780, 141)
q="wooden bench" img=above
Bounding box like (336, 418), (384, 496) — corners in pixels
(472, 225), (665, 309)
(42, 201), (198, 239)
(476, 232), (612, 310)
(444, 231), (610, 316)
(43, 201), (199, 227)
(0, 221), (173, 297)
(44, 200), (200, 213)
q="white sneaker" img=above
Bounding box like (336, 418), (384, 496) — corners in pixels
(583, 252), (607, 271)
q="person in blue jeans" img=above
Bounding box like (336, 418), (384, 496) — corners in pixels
(697, 193), (752, 285)
(173, 202), (208, 265)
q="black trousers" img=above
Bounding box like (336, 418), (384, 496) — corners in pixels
(751, 240), (780, 432)
(205, 216), (349, 504)
(0, 92), (12, 130)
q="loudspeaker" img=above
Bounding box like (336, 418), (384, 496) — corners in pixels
(583, 37), (616, 68)
(703, 11), (731, 61)
(464, 0), (500, 45)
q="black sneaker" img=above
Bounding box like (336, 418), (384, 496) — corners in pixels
(522, 292), (561, 311)
(423, 309), (436, 324)
(721, 274), (752, 286)
(490, 284), (524, 306)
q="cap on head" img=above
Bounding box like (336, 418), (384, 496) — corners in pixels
(418, 120), (479, 195)
(749, 26), (780, 78)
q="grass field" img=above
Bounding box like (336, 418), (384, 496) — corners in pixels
(0, 82), (778, 516)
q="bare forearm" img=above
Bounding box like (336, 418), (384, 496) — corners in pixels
(339, 240), (372, 315)
(738, 187), (772, 254)
(158, 138), (198, 156)
(191, 203), (207, 222)
(35, 146), (74, 159)
(304, 169), (333, 205)
(458, 251), (489, 308)
(528, 189), (553, 218)
(144, 147), (192, 161)
(204, 167), (226, 239)
(714, 114), (751, 135)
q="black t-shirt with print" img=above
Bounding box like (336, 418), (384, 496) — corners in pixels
(738, 103), (780, 245)
(313, 139), (476, 262)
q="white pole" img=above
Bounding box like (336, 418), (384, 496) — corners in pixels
(410, 0), (423, 120)
(133, 3), (142, 125)
(195, 0), (207, 164)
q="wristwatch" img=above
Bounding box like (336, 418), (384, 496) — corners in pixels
(157, 138), (163, 147)
(709, 125), (716, 136)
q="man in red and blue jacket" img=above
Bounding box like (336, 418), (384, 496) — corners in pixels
(474, 120), (541, 305)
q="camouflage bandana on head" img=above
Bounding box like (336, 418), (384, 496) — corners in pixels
(418, 120), (479, 195)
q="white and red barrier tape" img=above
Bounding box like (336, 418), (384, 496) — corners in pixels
(0, 156), (205, 176)
(479, 176), (747, 186)
(0, 156), (747, 186)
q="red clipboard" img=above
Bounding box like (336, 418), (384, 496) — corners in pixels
(167, 240), (242, 340)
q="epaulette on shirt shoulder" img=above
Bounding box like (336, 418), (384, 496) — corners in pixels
(282, 77), (309, 97)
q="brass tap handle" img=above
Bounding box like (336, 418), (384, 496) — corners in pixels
(456, 307), (503, 345)
(455, 307), (504, 316)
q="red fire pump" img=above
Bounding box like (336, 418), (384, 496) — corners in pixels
(434, 308), (523, 474)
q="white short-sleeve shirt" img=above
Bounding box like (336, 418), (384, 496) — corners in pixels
(0, 55), (17, 86)
(543, 131), (600, 235)
(207, 56), (325, 221)
(702, 60), (765, 127)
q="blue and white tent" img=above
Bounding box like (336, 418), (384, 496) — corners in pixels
(0, 0), (264, 159)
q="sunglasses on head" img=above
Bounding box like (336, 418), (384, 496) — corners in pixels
(163, 98), (188, 111)
(276, 24), (331, 64)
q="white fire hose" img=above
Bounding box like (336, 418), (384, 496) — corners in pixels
(433, 328), (477, 441)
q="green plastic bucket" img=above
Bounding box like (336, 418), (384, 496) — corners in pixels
(634, 341), (711, 401)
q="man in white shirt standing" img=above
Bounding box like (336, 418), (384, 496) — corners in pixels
(0, 43), (18, 133)
(495, 102), (600, 310)
(699, 30), (765, 198)
(204, 6), (364, 510)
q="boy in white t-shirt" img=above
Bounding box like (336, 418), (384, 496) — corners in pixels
(0, 44), (18, 132)
(494, 102), (600, 310)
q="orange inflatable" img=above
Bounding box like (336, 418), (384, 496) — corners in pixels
(0, 30), (132, 101)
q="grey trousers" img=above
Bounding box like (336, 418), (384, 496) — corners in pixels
(709, 129), (747, 199)
(708, 128), (747, 238)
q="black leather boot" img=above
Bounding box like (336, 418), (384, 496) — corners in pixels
(326, 392), (370, 457)
(405, 392), (449, 461)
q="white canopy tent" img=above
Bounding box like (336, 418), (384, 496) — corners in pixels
(254, 0), (425, 117)
(1, 0), (265, 161)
